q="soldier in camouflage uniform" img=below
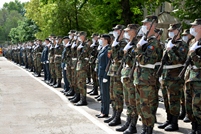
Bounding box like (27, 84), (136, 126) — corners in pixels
(74, 31), (89, 106)
(65, 31), (78, 98)
(87, 33), (99, 96)
(158, 23), (188, 132)
(115, 24), (139, 134)
(104, 25), (126, 126)
(34, 40), (43, 77)
(53, 36), (63, 88)
(49, 36), (56, 86)
(184, 19), (201, 134)
(133, 16), (161, 133)
(22, 43), (28, 69)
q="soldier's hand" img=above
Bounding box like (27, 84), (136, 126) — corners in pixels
(103, 78), (108, 83)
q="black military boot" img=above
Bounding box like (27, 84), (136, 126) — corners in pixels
(75, 95), (87, 106)
(140, 124), (147, 134)
(116, 115), (131, 132)
(53, 78), (62, 88)
(68, 92), (76, 100)
(189, 122), (197, 134)
(197, 124), (201, 134)
(104, 108), (116, 123)
(108, 111), (121, 126)
(179, 105), (186, 120)
(89, 86), (98, 96)
(147, 126), (153, 134)
(183, 115), (190, 123)
(164, 115), (179, 131)
(70, 93), (80, 103)
(50, 78), (56, 86)
(65, 88), (75, 96)
(95, 95), (100, 99)
(123, 116), (138, 134)
(87, 88), (94, 94)
(158, 113), (172, 129)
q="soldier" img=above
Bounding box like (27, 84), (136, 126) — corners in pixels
(116, 24), (139, 133)
(53, 36), (63, 88)
(60, 36), (71, 93)
(34, 40), (43, 77)
(87, 33), (99, 96)
(133, 15), (161, 133)
(49, 36), (56, 86)
(104, 25), (126, 126)
(74, 31), (89, 106)
(179, 29), (193, 123)
(158, 23), (188, 131)
(184, 18), (201, 134)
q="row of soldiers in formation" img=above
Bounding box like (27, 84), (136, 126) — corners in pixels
(4, 15), (201, 134)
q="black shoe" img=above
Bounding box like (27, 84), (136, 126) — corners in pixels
(97, 114), (108, 118)
(116, 115), (131, 132)
(183, 115), (190, 123)
(147, 126), (153, 134)
(68, 94), (76, 100)
(65, 88), (75, 96)
(189, 122), (197, 134)
(108, 111), (121, 126)
(104, 108), (116, 123)
(179, 105), (186, 120)
(97, 97), (101, 101)
(50, 79), (56, 86)
(87, 89), (94, 94)
(53, 78), (62, 88)
(89, 86), (98, 96)
(95, 95), (100, 99)
(60, 89), (65, 93)
(75, 96), (87, 106)
(158, 113), (172, 129)
(140, 124), (147, 134)
(164, 116), (179, 131)
(123, 116), (138, 134)
(70, 93), (80, 103)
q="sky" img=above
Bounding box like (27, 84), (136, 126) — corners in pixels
(0, 0), (30, 8)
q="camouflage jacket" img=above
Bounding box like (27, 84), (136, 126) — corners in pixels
(134, 36), (161, 85)
(76, 41), (90, 71)
(48, 44), (55, 63)
(108, 39), (127, 77)
(71, 41), (78, 69)
(54, 44), (63, 63)
(162, 39), (188, 81)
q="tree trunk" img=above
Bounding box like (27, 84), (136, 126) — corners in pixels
(120, 0), (133, 25)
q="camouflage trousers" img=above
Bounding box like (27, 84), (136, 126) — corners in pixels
(111, 76), (123, 112)
(76, 70), (87, 96)
(180, 85), (185, 107)
(109, 77), (116, 109)
(66, 65), (72, 87)
(136, 85), (157, 127)
(49, 63), (56, 79)
(36, 56), (42, 74)
(54, 62), (62, 79)
(91, 65), (98, 87)
(185, 81), (201, 125)
(122, 77), (137, 117)
(161, 80), (183, 116)
(33, 58), (37, 71)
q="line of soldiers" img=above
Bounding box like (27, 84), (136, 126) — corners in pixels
(4, 15), (201, 134)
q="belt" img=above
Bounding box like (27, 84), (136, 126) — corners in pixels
(192, 65), (201, 69)
(72, 58), (77, 61)
(55, 54), (61, 57)
(163, 64), (183, 69)
(137, 62), (161, 69)
(84, 58), (89, 61)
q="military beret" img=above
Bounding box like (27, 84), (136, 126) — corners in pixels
(181, 29), (190, 35)
(91, 33), (99, 38)
(168, 23), (181, 31)
(124, 24), (140, 31)
(101, 34), (111, 39)
(78, 31), (87, 36)
(154, 28), (163, 35)
(62, 36), (69, 40)
(112, 24), (125, 30)
(141, 15), (158, 23)
(190, 18), (201, 26)
(68, 30), (76, 34)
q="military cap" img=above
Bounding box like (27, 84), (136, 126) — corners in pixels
(190, 18), (201, 25)
(62, 36), (69, 40)
(181, 29), (190, 35)
(101, 34), (110, 39)
(45, 38), (50, 42)
(68, 30), (76, 34)
(124, 24), (140, 31)
(78, 31), (87, 36)
(91, 33), (99, 38)
(154, 28), (163, 35)
(141, 15), (158, 23)
(56, 36), (63, 39)
(112, 24), (125, 30)
(168, 23), (181, 31)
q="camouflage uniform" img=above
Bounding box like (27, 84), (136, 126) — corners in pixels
(134, 35), (161, 128)
(49, 44), (56, 84)
(35, 44), (43, 76)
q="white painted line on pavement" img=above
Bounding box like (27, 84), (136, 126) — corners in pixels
(9, 60), (116, 134)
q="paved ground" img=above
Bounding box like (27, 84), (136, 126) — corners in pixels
(0, 57), (191, 134)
